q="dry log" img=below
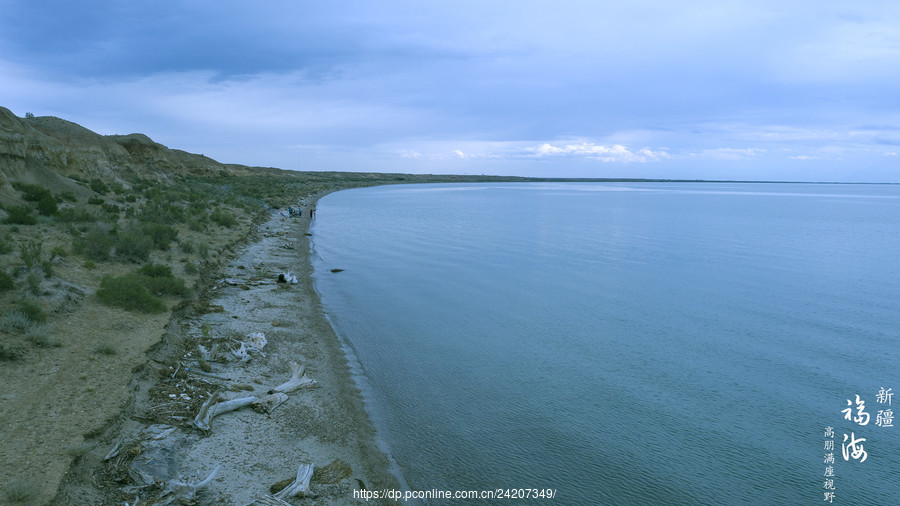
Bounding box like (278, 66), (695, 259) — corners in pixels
(252, 392), (289, 414)
(193, 393), (257, 431)
(270, 361), (317, 394)
(273, 463), (314, 500)
(160, 464), (221, 505)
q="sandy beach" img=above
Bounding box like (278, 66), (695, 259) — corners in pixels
(51, 192), (400, 504)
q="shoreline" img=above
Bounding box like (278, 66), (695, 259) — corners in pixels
(53, 189), (400, 504)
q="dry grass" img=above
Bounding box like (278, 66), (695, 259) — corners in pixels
(3, 477), (37, 503)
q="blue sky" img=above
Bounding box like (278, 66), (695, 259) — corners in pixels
(2, 1), (900, 181)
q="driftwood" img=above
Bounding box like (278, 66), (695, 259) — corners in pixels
(104, 436), (124, 460)
(160, 465), (221, 505)
(252, 392), (289, 414)
(193, 393), (257, 431)
(231, 333), (268, 362)
(273, 463), (314, 500)
(270, 362), (317, 394)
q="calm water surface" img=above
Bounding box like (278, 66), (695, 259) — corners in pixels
(311, 182), (900, 505)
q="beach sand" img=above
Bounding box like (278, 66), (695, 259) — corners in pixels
(52, 193), (400, 504)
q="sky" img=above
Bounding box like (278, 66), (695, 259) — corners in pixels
(2, 1), (900, 182)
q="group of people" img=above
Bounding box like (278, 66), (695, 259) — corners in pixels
(279, 204), (316, 219)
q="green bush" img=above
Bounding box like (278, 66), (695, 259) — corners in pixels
(90, 179), (109, 195)
(114, 226), (153, 262)
(0, 234), (12, 254)
(137, 263), (174, 278)
(27, 272), (41, 294)
(72, 225), (114, 261)
(11, 182), (52, 202)
(1, 310), (31, 333)
(210, 209), (236, 228)
(19, 239), (42, 269)
(0, 270), (13, 291)
(5, 205), (37, 225)
(141, 223), (178, 250)
(57, 190), (78, 202)
(136, 263), (189, 297)
(18, 299), (47, 323)
(88, 196), (105, 205)
(0, 342), (24, 361)
(58, 206), (96, 223)
(96, 274), (165, 313)
(36, 194), (58, 216)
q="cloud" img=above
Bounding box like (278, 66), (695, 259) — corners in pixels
(696, 147), (766, 160)
(528, 142), (669, 163)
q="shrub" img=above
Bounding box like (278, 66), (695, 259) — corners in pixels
(90, 179), (109, 195)
(1, 311), (31, 333)
(3, 477), (37, 502)
(18, 299), (47, 324)
(137, 263), (174, 278)
(36, 194), (58, 216)
(19, 239), (42, 269)
(26, 272), (41, 294)
(5, 205), (36, 225)
(11, 182), (52, 202)
(210, 209), (236, 228)
(96, 274), (165, 313)
(114, 226), (153, 262)
(0, 342), (24, 361)
(0, 234), (11, 254)
(57, 190), (78, 202)
(136, 263), (189, 297)
(93, 341), (117, 355)
(88, 196), (105, 205)
(72, 225), (114, 261)
(141, 223), (178, 250)
(57, 206), (96, 223)
(0, 270), (13, 291)
(26, 325), (59, 348)
(102, 203), (121, 214)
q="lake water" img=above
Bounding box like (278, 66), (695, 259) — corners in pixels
(310, 182), (900, 505)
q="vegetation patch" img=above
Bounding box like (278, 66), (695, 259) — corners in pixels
(136, 263), (189, 297)
(4, 205), (37, 225)
(19, 239), (42, 269)
(0, 270), (14, 292)
(90, 178), (110, 195)
(17, 299), (47, 324)
(0, 311), (31, 333)
(57, 206), (97, 223)
(2, 476), (36, 502)
(72, 225), (115, 262)
(96, 274), (166, 313)
(211, 209), (236, 228)
(114, 225), (154, 262)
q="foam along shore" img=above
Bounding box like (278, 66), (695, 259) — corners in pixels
(53, 194), (399, 505)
